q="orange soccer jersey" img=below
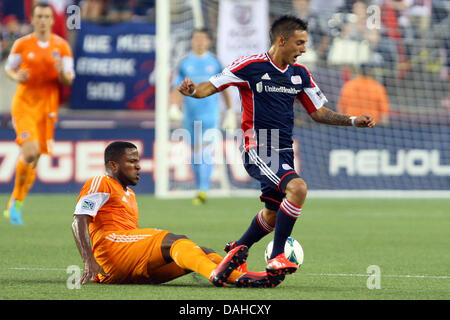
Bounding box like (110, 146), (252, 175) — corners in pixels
(8, 33), (73, 154)
(74, 175), (170, 284)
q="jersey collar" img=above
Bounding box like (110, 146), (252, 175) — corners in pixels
(265, 52), (289, 73)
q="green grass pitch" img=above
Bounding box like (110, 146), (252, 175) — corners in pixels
(0, 194), (448, 300)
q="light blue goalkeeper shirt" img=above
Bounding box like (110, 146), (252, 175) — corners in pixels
(173, 51), (223, 124)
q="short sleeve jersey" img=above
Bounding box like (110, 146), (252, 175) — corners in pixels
(74, 175), (139, 247)
(172, 51), (223, 121)
(6, 33), (74, 116)
(209, 52), (328, 150)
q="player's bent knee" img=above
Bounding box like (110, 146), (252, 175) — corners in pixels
(263, 208), (277, 227)
(285, 178), (307, 202)
(21, 142), (40, 165)
(23, 154), (38, 165)
(164, 233), (189, 243)
(161, 233), (190, 262)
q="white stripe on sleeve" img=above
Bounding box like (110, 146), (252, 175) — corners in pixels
(62, 56), (75, 77)
(5, 54), (22, 71)
(209, 67), (246, 89)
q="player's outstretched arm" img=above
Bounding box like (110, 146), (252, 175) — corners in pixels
(310, 106), (376, 128)
(178, 77), (218, 98)
(71, 215), (109, 284)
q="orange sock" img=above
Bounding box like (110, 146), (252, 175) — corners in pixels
(10, 159), (35, 205)
(206, 252), (243, 283)
(170, 238), (218, 281)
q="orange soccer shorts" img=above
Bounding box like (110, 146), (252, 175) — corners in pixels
(11, 109), (55, 155)
(93, 228), (188, 284)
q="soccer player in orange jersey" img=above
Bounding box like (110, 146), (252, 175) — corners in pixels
(71, 141), (284, 288)
(3, 3), (75, 225)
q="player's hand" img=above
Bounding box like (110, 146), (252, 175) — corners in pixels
(80, 258), (109, 285)
(178, 77), (196, 96)
(14, 69), (29, 83)
(222, 108), (237, 131)
(354, 114), (376, 128)
(54, 56), (63, 74)
(169, 104), (183, 121)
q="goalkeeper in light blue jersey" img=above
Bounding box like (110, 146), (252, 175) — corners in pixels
(170, 28), (234, 205)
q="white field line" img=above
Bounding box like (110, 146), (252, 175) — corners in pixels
(5, 267), (450, 279)
(305, 273), (450, 279)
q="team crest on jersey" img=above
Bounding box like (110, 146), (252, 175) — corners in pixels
(27, 52), (35, 59)
(316, 89), (325, 99)
(82, 200), (95, 211)
(21, 132), (30, 140)
(291, 75), (302, 85)
(52, 50), (60, 58)
(256, 81), (263, 93)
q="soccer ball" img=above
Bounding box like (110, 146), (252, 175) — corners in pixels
(264, 237), (304, 267)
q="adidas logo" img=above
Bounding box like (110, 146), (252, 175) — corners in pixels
(122, 196), (128, 203)
(261, 73), (271, 80)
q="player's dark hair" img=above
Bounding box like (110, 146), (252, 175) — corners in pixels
(270, 15), (308, 44)
(32, 2), (53, 16)
(191, 28), (211, 39)
(104, 141), (137, 165)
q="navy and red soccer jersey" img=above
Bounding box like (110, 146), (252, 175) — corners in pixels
(209, 52), (328, 150)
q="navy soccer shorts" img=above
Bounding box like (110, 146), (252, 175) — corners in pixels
(243, 147), (300, 211)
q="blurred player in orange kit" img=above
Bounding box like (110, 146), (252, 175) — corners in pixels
(71, 141), (284, 288)
(3, 3), (75, 225)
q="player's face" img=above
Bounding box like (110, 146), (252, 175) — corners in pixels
(32, 7), (54, 34)
(191, 31), (210, 55)
(117, 148), (141, 187)
(281, 30), (308, 65)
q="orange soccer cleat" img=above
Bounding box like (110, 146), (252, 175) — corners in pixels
(209, 245), (248, 287)
(266, 252), (298, 276)
(224, 241), (248, 272)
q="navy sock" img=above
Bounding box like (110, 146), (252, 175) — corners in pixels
(236, 210), (273, 248)
(270, 199), (302, 259)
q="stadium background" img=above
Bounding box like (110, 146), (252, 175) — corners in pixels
(0, 0), (449, 196)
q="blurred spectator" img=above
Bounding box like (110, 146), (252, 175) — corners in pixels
(308, 0), (345, 17)
(1, 0), (30, 22)
(337, 64), (390, 125)
(376, 0), (411, 76)
(431, 0), (449, 24)
(404, 0), (432, 39)
(292, 0), (330, 66)
(327, 1), (378, 66)
(132, 0), (155, 22)
(328, 0), (399, 75)
(80, 0), (107, 22)
(341, 1), (380, 47)
(0, 14), (31, 60)
(78, 0), (155, 24)
(107, 0), (133, 23)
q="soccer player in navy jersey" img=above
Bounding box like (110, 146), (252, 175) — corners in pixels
(178, 15), (376, 277)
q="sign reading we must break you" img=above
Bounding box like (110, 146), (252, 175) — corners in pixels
(71, 22), (156, 110)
